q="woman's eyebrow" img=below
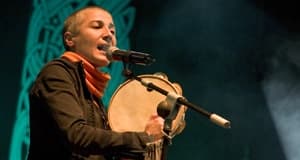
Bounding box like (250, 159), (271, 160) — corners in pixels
(108, 23), (115, 29)
(89, 21), (114, 29)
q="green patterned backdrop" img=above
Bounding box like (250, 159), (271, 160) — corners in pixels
(9, 0), (134, 159)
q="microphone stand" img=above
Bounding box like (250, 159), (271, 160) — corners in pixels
(122, 65), (231, 160)
(158, 92), (182, 160)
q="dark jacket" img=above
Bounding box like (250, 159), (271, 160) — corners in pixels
(27, 58), (152, 160)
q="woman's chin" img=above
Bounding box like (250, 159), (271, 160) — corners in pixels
(94, 59), (111, 68)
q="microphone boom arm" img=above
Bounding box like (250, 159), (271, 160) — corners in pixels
(131, 74), (231, 129)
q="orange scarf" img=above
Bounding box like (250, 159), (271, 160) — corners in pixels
(61, 51), (111, 98)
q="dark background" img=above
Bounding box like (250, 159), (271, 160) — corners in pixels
(0, 1), (30, 160)
(1, 0), (300, 160)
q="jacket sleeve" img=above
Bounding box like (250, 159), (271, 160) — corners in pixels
(30, 63), (154, 156)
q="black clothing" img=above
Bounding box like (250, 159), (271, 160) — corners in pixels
(28, 58), (152, 160)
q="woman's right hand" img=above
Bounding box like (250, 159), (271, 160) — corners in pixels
(144, 114), (164, 141)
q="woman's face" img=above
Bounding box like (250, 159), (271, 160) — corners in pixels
(66, 8), (116, 67)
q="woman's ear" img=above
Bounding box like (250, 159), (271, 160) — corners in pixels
(64, 32), (75, 48)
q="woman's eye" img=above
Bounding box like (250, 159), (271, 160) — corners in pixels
(92, 25), (101, 29)
(91, 21), (104, 29)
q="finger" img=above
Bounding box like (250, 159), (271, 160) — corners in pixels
(149, 114), (159, 120)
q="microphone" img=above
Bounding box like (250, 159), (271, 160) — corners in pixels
(106, 46), (156, 65)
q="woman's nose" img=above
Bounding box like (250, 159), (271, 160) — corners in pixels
(102, 27), (113, 43)
(103, 35), (112, 44)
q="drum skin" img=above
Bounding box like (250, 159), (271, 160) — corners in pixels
(108, 74), (186, 136)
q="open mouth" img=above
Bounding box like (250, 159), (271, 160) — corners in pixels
(97, 44), (110, 52)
